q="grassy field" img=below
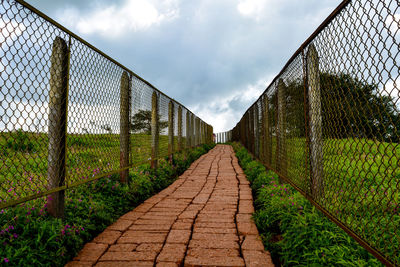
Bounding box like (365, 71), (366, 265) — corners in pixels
(254, 137), (400, 265)
(0, 130), (186, 206)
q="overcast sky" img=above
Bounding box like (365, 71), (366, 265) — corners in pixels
(25, 0), (342, 132)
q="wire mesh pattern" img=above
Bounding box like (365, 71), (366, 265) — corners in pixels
(0, 0), (212, 211)
(229, 0), (399, 265)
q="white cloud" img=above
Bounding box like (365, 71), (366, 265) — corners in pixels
(237, 0), (268, 20)
(0, 19), (26, 47)
(385, 13), (400, 37)
(57, 0), (179, 37)
(191, 75), (273, 132)
(382, 78), (399, 102)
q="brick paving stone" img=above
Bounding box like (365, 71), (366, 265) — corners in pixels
(237, 222), (259, 235)
(242, 250), (274, 267)
(66, 145), (273, 267)
(194, 222), (236, 229)
(187, 248), (240, 258)
(241, 235), (265, 251)
(134, 203), (154, 213)
(99, 251), (158, 261)
(136, 243), (164, 253)
(118, 231), (167, 244)
(191, 233), (239, 241)
(166, 229), (191, 244)
(178, 210), (198, 219)
(93, 230), (121, 244)
(73, 243), (108, 261)
(108, 244), (137, 252)
(95, 261), (154, 267)
(236, 213), (252, 222)
(184, 255), (245, 267)
(193, 227), (237, 234)
(171, 220), (193, 230)
(129, 223), (171, 232)
(156, 243), (187, 264)
(108, 219), (133, 232)
(119, 211), (144, 221)
(65, 261), (94, 267)
(156, 262), (179, 267)
(188, 239), (239, 249)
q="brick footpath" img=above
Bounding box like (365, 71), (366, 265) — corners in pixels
(66, 145), (274, 267)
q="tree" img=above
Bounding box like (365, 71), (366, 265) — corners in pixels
(266, 72), (399, 142)
(130, 109), (168, 134)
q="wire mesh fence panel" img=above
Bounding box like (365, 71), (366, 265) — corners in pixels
(231, 0), (400, 265)
(67, 38), (125, 187)
(0, 0), (212, 212)
(131, 77), (154, 166)
(158, 93), (170, 160)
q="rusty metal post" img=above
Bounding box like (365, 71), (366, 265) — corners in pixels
(168, 100), (174, 163)
(277, 79), (287, 177)
(191, 114), (195, 148)
(151, 91), (159, 169)
(119, 71), (130, 183)
(178, 106), (182, 151)
(249, 107), (255, 154)
(264, 95), (271, 166)
(254, 103), (260, 158)
(47, 36), (69, 218)
(186, 112), (191, 149)
(307, 44), (324, 199)
(196, 117), (200, 146)
(260, 98), (265, 163)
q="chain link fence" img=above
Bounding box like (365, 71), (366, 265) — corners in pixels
(0, 0), (213, 216)
(229, 0), (399, 265)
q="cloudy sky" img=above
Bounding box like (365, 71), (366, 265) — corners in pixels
(25, 0), (342, 132)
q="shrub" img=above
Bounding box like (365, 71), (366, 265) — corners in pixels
(232, 142), (382, 267)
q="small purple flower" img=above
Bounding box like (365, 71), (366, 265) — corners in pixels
(4, 258), (9, 263)
(13, 233), (18, 238)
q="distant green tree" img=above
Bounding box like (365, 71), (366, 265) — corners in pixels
(130, 109), (168, 134)
(267, 72), (399, 142)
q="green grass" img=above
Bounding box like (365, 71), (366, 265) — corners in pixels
(0, 130), (187, 206)
(233, 142), (386, 266)
(0, 143), (214, 266)
(236, 137), (400, 266)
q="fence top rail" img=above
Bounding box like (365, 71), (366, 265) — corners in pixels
(242, 0), (351, 116)
(13, 0), (210, 125)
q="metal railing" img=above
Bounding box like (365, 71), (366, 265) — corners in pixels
(0, 0), (213, 217)
(229, 0), (399, 265)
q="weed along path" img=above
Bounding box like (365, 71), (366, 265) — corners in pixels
(66, 145), (274, 267)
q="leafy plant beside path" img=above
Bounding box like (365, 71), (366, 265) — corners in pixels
(232, 142), (383, 267)
(0, 143), (214, 266)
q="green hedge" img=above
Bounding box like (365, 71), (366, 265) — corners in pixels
(0, 143), (214, 266)
(231, 142), (382, 267)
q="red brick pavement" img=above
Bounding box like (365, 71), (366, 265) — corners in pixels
(66, 145), (274, 267)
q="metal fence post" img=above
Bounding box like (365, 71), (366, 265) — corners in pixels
(307, 44), (324, 199)
(260, 98), (265, 163)
(186, 112), (190, 149)
(249, 107), (255, 154)
(254, 103), (260, 158)
(178, 106), (182, 151)
(277, 79), (287, 177)
(119, 71), (130, 184)
(151, 91), (159, 169)
(168, 100), (174, 163)
(196, 117), (200, 146)
(47, 36), (69, 218)
(191, 114), (195, 148)
(264, 95), (271, 166)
